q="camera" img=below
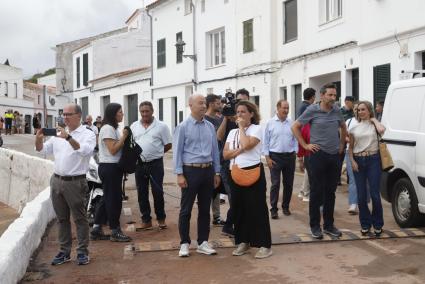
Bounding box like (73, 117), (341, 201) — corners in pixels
(221, 92), (239, 117)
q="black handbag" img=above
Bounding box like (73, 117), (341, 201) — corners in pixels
(118, 126), (142, 174)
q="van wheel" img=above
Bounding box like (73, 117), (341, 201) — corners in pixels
(392, 178), (422, 227)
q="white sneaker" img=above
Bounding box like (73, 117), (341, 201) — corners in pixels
(255, 247), (273, 259)
(302, 196), (310, 202)
(348, 204), (357, 215)
(196, 241), (217, 255)
(179, 243), (190, 257)
(232, 243), (250, 256)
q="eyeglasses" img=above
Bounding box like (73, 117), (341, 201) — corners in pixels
(63, 113), (77, 117)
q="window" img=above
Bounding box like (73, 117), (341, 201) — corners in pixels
(284, 0), (297, 43)
(4, 81), (8, 97)
(157, 39), (166, 68)
(158, 98), (164, 121)
(126, 94), (138, 125)
(201, 0), (205, 12)
(373, 63), (391, 105)
(243, 19), (254, 53)
(320, 0), (342, 24)
(351, 68), (359, 101)
(292, 84), (302, 119)
(176, 32), (183, 64)
(207, 29), (226, 67)
(184, 0), (192, 15)
(83, 53), (89, 86)
(14, 83), (17, 98)
(81, 97), (88, 121)
(101, 95), (110, 116)
(76, 57), (80, 88)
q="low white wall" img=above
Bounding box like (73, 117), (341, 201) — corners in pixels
(0, 148), (53, 210)
(0, 148), (56, 284)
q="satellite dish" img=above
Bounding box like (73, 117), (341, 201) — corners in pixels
(49, 97), (56, 106)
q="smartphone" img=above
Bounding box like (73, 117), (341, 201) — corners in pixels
(42, 128), (57, 136)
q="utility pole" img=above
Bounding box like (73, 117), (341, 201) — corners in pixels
(43, 85), (47, 127)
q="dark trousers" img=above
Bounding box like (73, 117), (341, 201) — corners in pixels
(336, 150), (345, 184)
(135, 158), (166, 223)
(98, 163), (123, 230)
(269, 152), (296, 212)
(220, 164), (233, 231)
(309, 150), (339, 230)
(353, 154), (384, 230)
(231, 164), (272, 248)
(178, 166), (214, 245)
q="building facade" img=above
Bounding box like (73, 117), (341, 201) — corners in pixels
(147, 0), (425, 130)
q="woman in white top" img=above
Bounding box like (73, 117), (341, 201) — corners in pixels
(349, 101), (386, 236)
(91, 103), (131, 242)
(223, 100), (272, 259)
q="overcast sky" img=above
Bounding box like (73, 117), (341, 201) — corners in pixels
(0, 0), (149, 78)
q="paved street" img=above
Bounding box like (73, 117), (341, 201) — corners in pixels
(2, 134), (425, 283)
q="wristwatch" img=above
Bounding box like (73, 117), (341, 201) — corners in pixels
(215, 173), (221, 176)
(66, 134), (72, 141)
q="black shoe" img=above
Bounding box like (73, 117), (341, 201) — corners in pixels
(311, 227), (323, 239)
(374, 228), (383, 237)
(90, 228), (110, 241)
(51, 252), (71, 266)
(360, 228), (370, 236)
(222, 227), (235, 238)
(110, 230), (132, 242)
(213, 218), (226, 226)
(324, 226), (342, 238)
(282, 208), (291, 216)
(271, 211), (278, 219)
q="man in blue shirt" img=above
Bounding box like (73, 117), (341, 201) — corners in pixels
(292, 83), (347, 240)
(173, 94), (221, 257)
(263, 100), (298, 219)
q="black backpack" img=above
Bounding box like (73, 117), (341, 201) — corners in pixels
(118, 126), (142, 174)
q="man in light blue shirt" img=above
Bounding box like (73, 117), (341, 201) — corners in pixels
(263, 100), (298, 219)
(173, 94), (221, 257)
(130, 101), (172, 230)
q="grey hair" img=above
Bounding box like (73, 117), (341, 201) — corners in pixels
(74, 104), (82, 114)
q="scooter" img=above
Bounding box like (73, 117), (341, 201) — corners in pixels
(86, 150), (103, 226)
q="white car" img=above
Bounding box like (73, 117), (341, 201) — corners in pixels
(380, 74), (425, 227)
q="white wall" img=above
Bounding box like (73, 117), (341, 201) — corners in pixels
(0, 64), (24, 100)
(37, 74), (57, 88)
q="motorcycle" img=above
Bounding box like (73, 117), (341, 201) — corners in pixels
(86, 150), (103, 226)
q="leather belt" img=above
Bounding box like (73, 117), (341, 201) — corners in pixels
(183, 162), (212, 168)
(270, 151), (295, 157)
(54, 174), (86, 181)
(353, 150), (379, 157)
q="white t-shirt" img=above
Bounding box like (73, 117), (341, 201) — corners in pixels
(226, 124), (262, 168)
(99, 124), (122, 163)
(349, 120), (379, 153)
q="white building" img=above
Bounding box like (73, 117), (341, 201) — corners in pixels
(0, 63), (64, 133)
(67, 8), (152, 125)
(37, 73), (56, 88)
(147, 0), (425, 129)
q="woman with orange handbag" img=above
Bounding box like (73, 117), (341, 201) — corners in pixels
(223, 100), (272, 259)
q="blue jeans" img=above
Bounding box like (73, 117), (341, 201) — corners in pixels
(353, 154), (384, 230)
(345, 152), (357, 205)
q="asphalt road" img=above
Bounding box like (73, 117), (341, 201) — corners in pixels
(2, 134), (425, 284)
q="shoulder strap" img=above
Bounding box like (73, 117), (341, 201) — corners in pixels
(371, 121), (382, 143)
(232, 129), (240, 165)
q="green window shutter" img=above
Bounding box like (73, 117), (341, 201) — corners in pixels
(373, 63), (391, 104)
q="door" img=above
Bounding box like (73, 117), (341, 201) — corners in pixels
(127, 94), (138, 126)
(24, 115), (31, 134)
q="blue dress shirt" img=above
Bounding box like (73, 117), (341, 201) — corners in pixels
(173, 115), (220, 174)
(262, 115), (298, 155)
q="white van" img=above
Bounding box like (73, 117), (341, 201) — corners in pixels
(380, 75), (425, 227)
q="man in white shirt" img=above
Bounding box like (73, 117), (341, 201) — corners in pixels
(130, 101), (172, 230)
(263, 100), (298, 219)
(35, 103), (96, 266)
(85, 115), (99, 144)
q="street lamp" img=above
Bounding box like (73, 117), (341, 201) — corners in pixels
(175, 38), (197, 61)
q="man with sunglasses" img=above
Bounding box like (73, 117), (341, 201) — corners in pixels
(35, 103), (96, 266)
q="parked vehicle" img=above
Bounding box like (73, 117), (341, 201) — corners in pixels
(86, 150), (103, 226)
(380, 73), (425, 227)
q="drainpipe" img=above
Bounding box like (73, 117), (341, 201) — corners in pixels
(147, 9), (154, 100)
(191, 1), (198, 91)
